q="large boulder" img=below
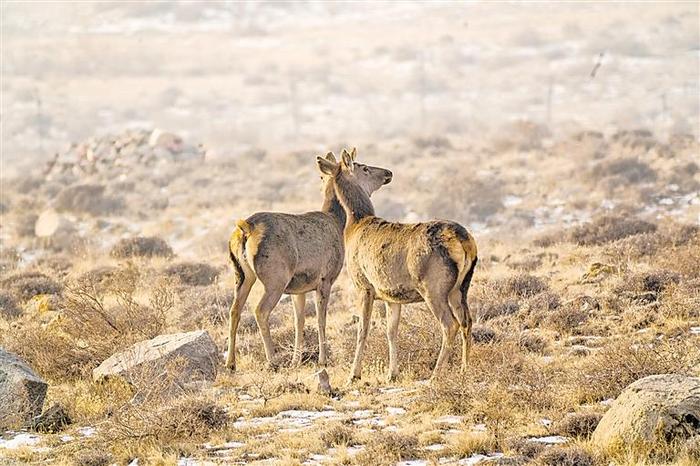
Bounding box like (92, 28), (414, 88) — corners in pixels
(93, 330), (218, 385)
(592, 374), (700, 450)
(0, 349), (48, 428)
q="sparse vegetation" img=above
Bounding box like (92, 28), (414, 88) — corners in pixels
(109, 236), (174, 259)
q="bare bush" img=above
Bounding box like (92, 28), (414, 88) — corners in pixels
(178, 285), (232, 329)
(0, 290), (22, 319)
(55, 183), (124, 215)
(354, 432), (418, 465)
(555, 412), (602, 439)
(568, 215), (656, 246)
(320, 422), (355, 447)
(1, 271), (62, 302)
(536, 446), (597, 466)
(575, 338), (700, 401)
(110, 236), (174, 259)
(163, 261), (219, 286)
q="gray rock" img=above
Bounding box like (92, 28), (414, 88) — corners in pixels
(93, 330), (218, 386)
(0, 348), (48, 428)
(592, 374), (700, 450)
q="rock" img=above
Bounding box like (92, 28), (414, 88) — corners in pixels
(316, 368), (331, 395)
(31, 403), (71, 433)
(93, 330), (218, 386)
(0, 348), (48, 427)
(592, 374), (700, 450)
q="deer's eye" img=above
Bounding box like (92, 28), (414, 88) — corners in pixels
(363, 167), (369, 173)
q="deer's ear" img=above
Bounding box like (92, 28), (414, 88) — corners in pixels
(324, 151), (337, 163)
(316, 156), (338, 176)
(340, 149), (354, 172)
(350, 147), (357, 161)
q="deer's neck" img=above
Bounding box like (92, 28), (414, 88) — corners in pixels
(321, 181), (347, 229)
(334, 172), (375, 229)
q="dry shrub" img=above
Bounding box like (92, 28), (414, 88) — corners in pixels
(568, 215), (656, 246)
(55, 183), (123, 216)
(518, 331), (549, 354)
(476, 274), (552, 324)
(178, 285), (232, 329)
(15, 211), (39, 237)
(505, 437), (545, 459)
(242, 325), (322, 366)
(353, 432), (418, 465)
(478, 299), (520, 322)
(496, 274), (549, 299)
(575, 337), (700, 401)
(320, 422), (355, 447)
(472, 325), (498, 344)
(659, 283), (700, 320)
(2, 267), (175, 381)
(684, 436), (700, 462)
(73, 449), (113, 466)
(545, 305), (589, 334)
(413, 135), (452, 150)
(163, 261), (219, 286)
(535, 446), (597, 466)
(555, 412), (603, 439)
(336, 309), (442, 379)
(110, 236), (173, 259)
(104, 377), (228, 445)
(0, 290), (22, 319)
(589, 157), (657, 185)
(0, 271), (62, 302)
(449, 431), (497, 457)
(428, 341), (568, 440)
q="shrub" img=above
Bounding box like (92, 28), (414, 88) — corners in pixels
(320, 422), (355, 447)
(590, 157), (656, 185)
(477, 300), (519, 321)
(546, 305), (589, 334)
(471, 325), (498, 344)
(0, 290), (21, 319)
(110, 236), (173, 259)
(555, 412), (603, 439)
(178, 285), (232, 328)
(73, 449), (113, 466)
(0, 271), (62, 301)
(55, 183), (123, 216)
(518, 331), (549, 354)
(354, 432), (418, 465)
(568, 215), (656, 246)
(575, 338), (700, 401)
(536, 446), (596, 466)
(505, 437), (545, 459)
(498, 274), (549, 299)
(164, 261), (219, 286)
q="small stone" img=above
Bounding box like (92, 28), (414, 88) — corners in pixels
(316, 368), (331, 395)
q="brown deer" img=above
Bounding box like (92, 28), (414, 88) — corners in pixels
(316, 149), (478, 382)
(226, 152), (393, 371)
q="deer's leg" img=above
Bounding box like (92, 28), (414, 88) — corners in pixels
(290, 293), (306, 367)
(314, 280), (331, 367)
(462, 308), (472, 373)
(253, 285), (284, 369)
(385, 302), (402, 382)
(226, 271), (256, 371)
(425, 294), (460, 381)
(448, 284), (473, 372)
(349, 288), (375, 383)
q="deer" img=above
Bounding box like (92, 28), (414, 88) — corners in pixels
(316, 148), (478, 383)
(226, 152), (393, 372)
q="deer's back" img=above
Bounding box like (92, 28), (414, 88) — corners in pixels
(346, 217), (474, 303)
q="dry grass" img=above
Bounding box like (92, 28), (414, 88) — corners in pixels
(109, 236), (174, 259)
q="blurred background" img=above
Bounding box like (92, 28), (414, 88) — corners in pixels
(0, 1), (698, 257)
(2, 1), (698, 173)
